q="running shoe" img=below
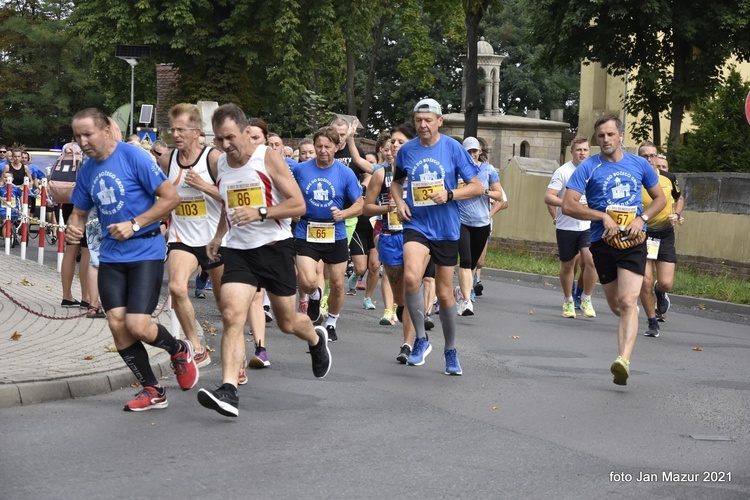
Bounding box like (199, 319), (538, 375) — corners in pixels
(574, 292), (582, 310)
(380, 309), (395, 326)
(347, 273), (358, 295)
(326, 324), (338, 342)
(320, 293), (329, 316)
(474, 281), (483, 296)
(123, 386), (168, 412)
(356, 278), (366, 290)
(581, 298), (596, 318)
(264, 305), (274, 323)
(249, 346), (270, 368)
(655, 286), (671, 317)
(363, 297), (376, 310)
(562, 301), (576, 318)
(433, 298), (439, 314)
(310, 326), (332, 378)
(454, 286), (464, 303)
(194, 347), (212, 368)
(195, 289), (206, 299)
(461, 300), (474, 316)
(444, 349), (463, 375)
(195, 271), (208, 291)
(424, 314), (434, 331)
(298, 298), (308, 314)
(307, 287), (322, 324)
(238, 357), (248, 385)
(470, 289), (476, 302)
(171, 339), (199, 391)
(644, 319), (660, 338)
(204, 278), (213, 291)
(407, 337), (432, 366)
(610, 356), (630, 386)
(198, 383), (239, 417)
(397, 344), (411, 364)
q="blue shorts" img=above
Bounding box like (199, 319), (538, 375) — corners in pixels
(378, 232), (404, 267)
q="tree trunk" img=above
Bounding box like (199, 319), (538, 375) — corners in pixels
(668, 38), (691, 148)
(360, 14), (387, 130)
(345, 38), (356, 116)
(650, 107), (661, 147)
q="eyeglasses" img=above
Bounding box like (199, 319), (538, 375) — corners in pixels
(152, 150), (162, 157)
(640, 153), (658, 160)
(0, 150), (7, 154)
(168, 127), (199, 135)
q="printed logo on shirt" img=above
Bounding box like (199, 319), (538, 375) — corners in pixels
(305, 178), (336, 208)
(92, 171), (125, 215)
(602, 171), (638, 206)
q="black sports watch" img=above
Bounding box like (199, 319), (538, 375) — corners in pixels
(258, 207), (268, 222)
(131, 219), (140, 232)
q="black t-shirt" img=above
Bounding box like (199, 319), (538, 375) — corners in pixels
(335, 143), (366, 182)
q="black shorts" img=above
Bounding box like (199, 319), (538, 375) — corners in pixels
(423, 257), (435, 279)
(589, 240), (647, 285)
(458, 224), (491, 270)
(556, 228), (591, 262)
(168, 242), (225, 270)
(349, 227), (375, 256)
(646, 227), (677, 263)
(403, 229), (458, 267)
(222, 239), (297, 297)
(98, 260), (164, 314)
(294, 238), (349, 265)
(62, 203), (87, 249)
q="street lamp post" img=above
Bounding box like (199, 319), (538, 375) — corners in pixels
(115, 45), (151, 136)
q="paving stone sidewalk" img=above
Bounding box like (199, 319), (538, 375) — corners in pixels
(0, 254), (172, 408)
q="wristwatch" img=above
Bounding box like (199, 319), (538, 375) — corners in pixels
(131, 219), (140, 232)
(639, 213), (649, 223)
(258, 207), (268, 222)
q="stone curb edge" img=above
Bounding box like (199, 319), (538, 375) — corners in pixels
(0, 353), (171, 409)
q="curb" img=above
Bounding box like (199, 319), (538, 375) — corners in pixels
(0, 354), (171, 409)
(480, 268), (750, 316)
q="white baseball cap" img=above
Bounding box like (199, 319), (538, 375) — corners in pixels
(413, 98), (443, 116)
(462, 137), (481, 151)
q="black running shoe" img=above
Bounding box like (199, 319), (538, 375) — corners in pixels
(309, 326), (332, 378)
(474, 281), (483, 296)
(424, 314), (434, 331)
(326, 324), (338, 342)
(197, 384), (239, 417)
(307, 287), (322, 324)
(644, 319), (660, 338)
(396, 344), (411, 364)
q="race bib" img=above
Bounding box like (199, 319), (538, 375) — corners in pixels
(306, 221), (335, 243)
(387, 209), (403, 231)
(606, 204), (637, 231)
(411, 178), (445, 207)
(174, 195), (207, 220)
(457, 177), (466, 190)
(226, 181), (264, 209)
(646, 237), (661, 260)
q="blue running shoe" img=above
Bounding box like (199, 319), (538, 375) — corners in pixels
(407, 337), (432, 366)
(573, 287), (583, 309)
(195, 271), (209, 291)
(204, 278), (213, 291)
(470, 289), (476, 302)
(444, 349), (462, 375)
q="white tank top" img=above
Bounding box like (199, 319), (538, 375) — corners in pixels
(217, 144), (292, 250)
(167, 146), (224, 246)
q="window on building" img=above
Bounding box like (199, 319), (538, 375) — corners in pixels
(520, 141), (530, 157)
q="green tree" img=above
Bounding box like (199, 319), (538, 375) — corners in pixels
(527, 0), (750, 147)
(672, 70), (750, 172)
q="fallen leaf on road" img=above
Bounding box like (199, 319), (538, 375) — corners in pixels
(131, 382), (140, 388)
(103, 344), (118, 352)
(203, 326), (217, 333)
(528, 311), (534, 315)
(83, 355), (95, 360)
(692, 347), (703, 351)
(20, 278), (31, 286)
(543, 282), (553, 287)
(203, 320), (210, 325)
(151, 423), (156, 426)
(492, 406), (499, 410)
(206, 345), (215, 352)
(511, 336), (520, 339)
(10, 331), (22, 340)
(697, 304), (706, 310)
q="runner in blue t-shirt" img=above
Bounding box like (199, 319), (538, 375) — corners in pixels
(65, 108), (198, 412)
(292, 126), (363, 342)
(390, 98), (483, 375)
(563, 114), (666, 387)
(454, 137), (505, 317)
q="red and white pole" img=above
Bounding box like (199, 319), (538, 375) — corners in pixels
(20, 177), (29, 260)
(57, 207), (65, 272)
(4, 178), (11, 255)
(38, 179), (47, 265)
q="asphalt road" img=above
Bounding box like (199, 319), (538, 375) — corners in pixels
(1, 247), (748, 499)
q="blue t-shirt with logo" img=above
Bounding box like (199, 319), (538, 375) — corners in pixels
(291, 159), (363, 241)
(394, 135), (479, 241)
(567, 152), (659, 242)
(71, 142), (168, 263)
